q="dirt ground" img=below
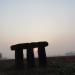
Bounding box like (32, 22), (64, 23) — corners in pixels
(0, 56), (75, 75)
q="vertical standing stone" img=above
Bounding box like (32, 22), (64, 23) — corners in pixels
(15, 48), (24, 69)
(27, 48), (35, 67)
(38, 47), (47, 66)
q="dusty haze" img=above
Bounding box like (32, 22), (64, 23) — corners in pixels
(0, 0), (75, 59)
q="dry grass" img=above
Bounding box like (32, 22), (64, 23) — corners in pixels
(0, 56), (75, 75)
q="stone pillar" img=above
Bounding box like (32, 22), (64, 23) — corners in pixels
(27, 47), (35, 67)
(38, 47), (47, 66)
(15, 48), (24, 69)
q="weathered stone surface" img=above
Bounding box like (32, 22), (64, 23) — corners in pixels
(38, 47), (47, 66)
(11, 43), (30, 50)
(27, 48), (35, 67)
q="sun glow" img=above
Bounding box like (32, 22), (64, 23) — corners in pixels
(33, 48), (38, 52)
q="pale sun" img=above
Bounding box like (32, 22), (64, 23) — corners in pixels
(33, 48), (38, 52)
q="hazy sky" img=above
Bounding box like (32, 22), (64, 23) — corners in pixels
(0, 0), (75, 59)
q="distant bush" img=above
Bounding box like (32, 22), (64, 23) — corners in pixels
(66, 52), (75, 56)
(0, 53), (2, 59)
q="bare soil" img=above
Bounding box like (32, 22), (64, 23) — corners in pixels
(0, 56), (75, 75)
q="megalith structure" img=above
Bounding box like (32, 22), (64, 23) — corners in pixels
(10, 41), (48, 68)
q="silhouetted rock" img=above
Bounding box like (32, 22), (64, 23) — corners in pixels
(10, 41), (48, 69)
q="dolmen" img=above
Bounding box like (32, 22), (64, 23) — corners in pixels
(10, 41), (48, 69)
